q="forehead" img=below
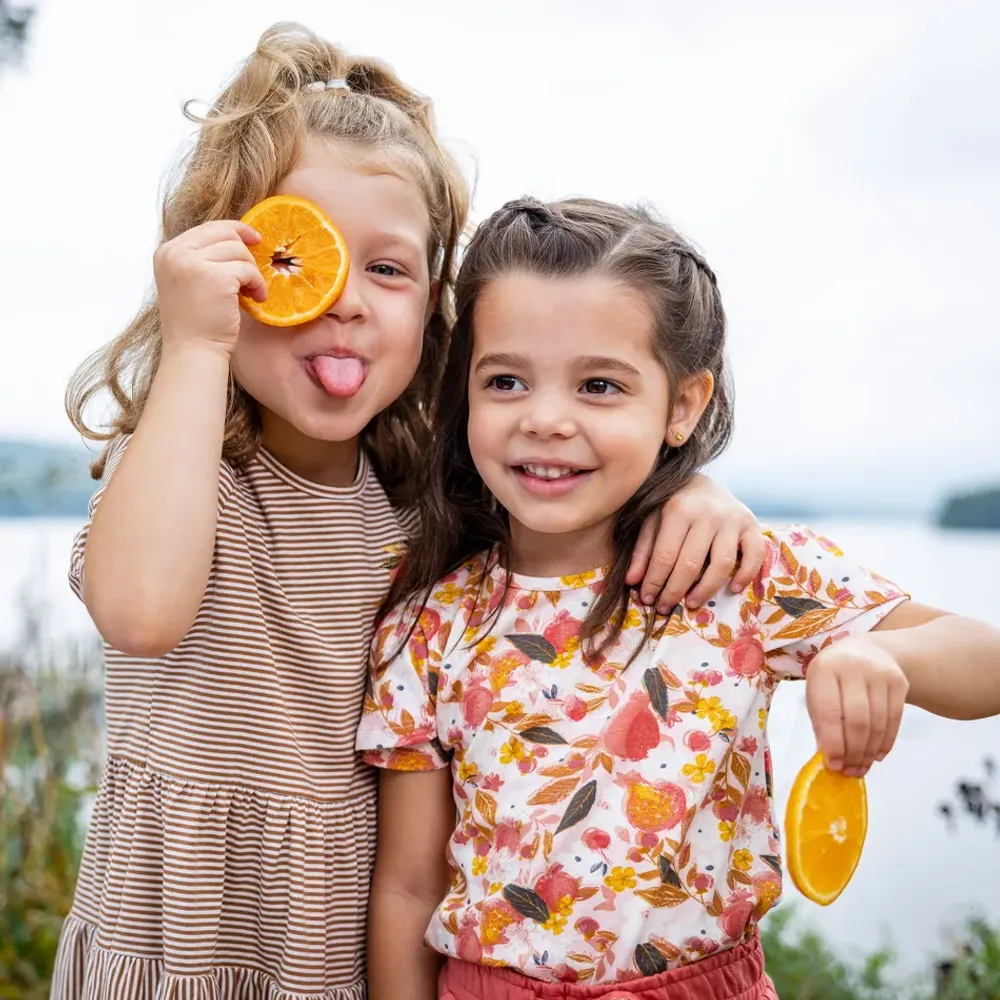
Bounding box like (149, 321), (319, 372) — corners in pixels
(472, 271), (656, 360)
(276, 137), (431, 254)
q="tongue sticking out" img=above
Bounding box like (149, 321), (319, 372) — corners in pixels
(311, 356), (366, 398)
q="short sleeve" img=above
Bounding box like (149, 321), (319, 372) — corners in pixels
(756, 526), (909, 680)
(356, 599), (453, 772)
(68, 434), (239, 601)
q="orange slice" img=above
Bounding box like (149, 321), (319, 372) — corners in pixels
(784, 750), (867, 906)
(240, 195), (349, 327)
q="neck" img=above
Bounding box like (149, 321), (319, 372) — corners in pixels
(507, 518), (614, 577)
(260, 411), (359, 487)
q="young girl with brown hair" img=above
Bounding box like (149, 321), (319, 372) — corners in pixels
(359, 197), (1000, 1000)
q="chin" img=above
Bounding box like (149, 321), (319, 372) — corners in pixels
(505, 509), (593, 538)
(286, 407), (374, 444)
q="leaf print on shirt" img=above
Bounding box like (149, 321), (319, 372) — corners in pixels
(507, 633), (558, 664)
(555, 780), (597, 834)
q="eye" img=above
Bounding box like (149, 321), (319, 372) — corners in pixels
(487, 374), (527, 392)
(368, 263), (402, 277)
(581, 378), (622, 395)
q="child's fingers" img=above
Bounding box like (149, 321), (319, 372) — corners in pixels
(877, 683), (906, 762)
(235, 221), (263, 245)
(685, 527), (739, 608)
(626, 511), (659, 587)
(859, 683), (888, 774)
(806, 666), (846, 770)
(730, 527), (766, 593)
(182, 219), (261, 250)
(229, 261), (268, 302)
(639, 519), (688, 608)
(201, 238), (260, 265)
(839, 677), (873, 777)
(657, 523), (713, 614)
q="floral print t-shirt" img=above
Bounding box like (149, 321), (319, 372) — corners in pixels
(356, 527), (907, 985)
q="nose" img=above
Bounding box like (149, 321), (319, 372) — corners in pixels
(518, 389), (576, 439)
(325, 262), (368, 323)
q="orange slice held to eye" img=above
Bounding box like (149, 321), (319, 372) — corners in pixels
(239, 195), (350, 328)
(784, 750), (868, 906)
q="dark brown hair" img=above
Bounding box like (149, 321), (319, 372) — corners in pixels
(384, 196), (733, 658)
(66, 22), (469, 503)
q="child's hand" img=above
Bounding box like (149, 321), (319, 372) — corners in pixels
(626, 473), (765, 613)
(805, 637), (909, 777)
(154, 220), (267, 357)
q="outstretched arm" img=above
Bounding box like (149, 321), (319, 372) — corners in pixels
(873, 601), (1000, 720)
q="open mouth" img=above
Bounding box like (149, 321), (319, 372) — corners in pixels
(518, 464), (583, 480)
(512, 463), (595, 494)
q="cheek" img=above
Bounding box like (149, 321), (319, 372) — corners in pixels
(595, 406), (668, 463)
(381, 293), (428, 370)
(466, 396), (489, 461)
(467, 395), (511, 467)
(231, 319), (285, 391)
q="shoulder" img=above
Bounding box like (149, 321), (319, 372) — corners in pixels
(757, 524), (902, 598)
(746, 523), (907, 667)
(372, 551), (497, 664)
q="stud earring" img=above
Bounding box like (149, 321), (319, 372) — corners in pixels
(674, 431), (685, 444)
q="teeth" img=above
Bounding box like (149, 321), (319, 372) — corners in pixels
(522, 464), (579, 479)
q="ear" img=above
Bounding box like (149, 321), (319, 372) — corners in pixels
(425, 280), (440, 325)
(666, 370), (715, 446)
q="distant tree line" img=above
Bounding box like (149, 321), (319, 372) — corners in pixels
(0, 1), (33, 72)
(937, 487), (1000, 530)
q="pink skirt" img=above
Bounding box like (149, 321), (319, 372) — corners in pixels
(438, 932), (777, 1000)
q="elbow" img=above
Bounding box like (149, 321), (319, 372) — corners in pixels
(105, 628), (183, 659)
(371, 861), (445, 913)
(96, 616), (187, 658)
(85, 588), (191, 658)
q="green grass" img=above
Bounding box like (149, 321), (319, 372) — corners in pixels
(0, 608), (103, 999)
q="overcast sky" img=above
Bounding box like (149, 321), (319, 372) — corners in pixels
(1, 0), (997, 508)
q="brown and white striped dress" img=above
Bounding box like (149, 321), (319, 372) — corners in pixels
(50, 437), (409, 1000)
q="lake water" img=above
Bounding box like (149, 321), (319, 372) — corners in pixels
(2, 516), (999, 981)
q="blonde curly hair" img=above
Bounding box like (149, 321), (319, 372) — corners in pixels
(67, 22), (470, 501)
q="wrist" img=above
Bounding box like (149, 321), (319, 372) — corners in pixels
(159, 338), (233, 374)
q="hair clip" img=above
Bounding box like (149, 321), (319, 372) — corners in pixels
(305, 79), (350, 92)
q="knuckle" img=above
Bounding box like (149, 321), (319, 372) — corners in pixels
(649, 552), (677, 572)
(817, 705), (842, 724)
(668, 494), (697, 516)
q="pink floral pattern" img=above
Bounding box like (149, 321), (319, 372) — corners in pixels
(356, 527), (906, 984)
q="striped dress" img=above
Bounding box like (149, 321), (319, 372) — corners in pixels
(50, 437), (409, 1000)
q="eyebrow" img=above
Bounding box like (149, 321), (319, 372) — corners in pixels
(474, 352), (642, 377)
(369, 231), (424, 257)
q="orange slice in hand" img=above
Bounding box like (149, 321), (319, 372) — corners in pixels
(785, 750), (867, 906)
(240, 195), (349, 327)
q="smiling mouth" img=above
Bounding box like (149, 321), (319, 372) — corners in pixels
(516, 464), (591, 480)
